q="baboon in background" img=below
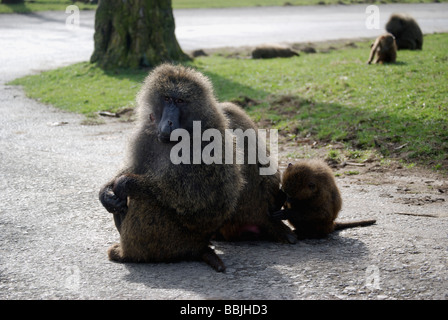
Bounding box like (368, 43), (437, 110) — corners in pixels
(367, 33), (397, 64)
(385, 13), (423, 50)
(215, 102), (297, 244)
(252, 45), (299, 59)
(191, 49), (208, 58)
(271, 160), (376, 239)
(99, 64), (245, 272)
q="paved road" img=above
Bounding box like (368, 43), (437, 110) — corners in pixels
(174, 3), (448, 49)
(1, 82), (447, 300)
(1, 3), (448, 81)
(0, 4), (447, 301)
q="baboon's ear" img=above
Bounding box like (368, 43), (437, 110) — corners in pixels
(150, 113), (155, 122)
(288, 163), (293, 168)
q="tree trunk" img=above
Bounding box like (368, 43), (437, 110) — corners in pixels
(1, 0), (24, 4)
(90, 0), (188, 69)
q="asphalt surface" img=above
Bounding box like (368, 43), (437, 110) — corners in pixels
(174, 3), (448, 49)
(0, 4), (447, 301)
(1, 3), (448, 81)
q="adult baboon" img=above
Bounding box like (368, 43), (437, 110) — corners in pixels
(107, 190), (227, 271)
(385, 14), (423, 50)
(271, 160), (376, 239)
(99, 64), (244, 272)
(367, 33), (397, 64)
(215, 103), (297, 244)
(252, 45), (299, 59)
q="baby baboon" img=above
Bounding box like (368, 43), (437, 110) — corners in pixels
(99, 64), (244, 272)
(271, 160), (376, 239)
(385, 13), (423, 50)
(367, 33), (397, 64)
(215, 103), (297, 244)
(252, 44), (299, 59)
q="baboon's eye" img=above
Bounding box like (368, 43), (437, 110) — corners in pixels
(308, 182), (316, 189)
(175, 98), (185, 104)
(164, 96), (170, 102)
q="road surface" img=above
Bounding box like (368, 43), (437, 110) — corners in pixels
(1, 3), (448, 81)
(0, 4), (447, 301)
(174, 3), (448, 49)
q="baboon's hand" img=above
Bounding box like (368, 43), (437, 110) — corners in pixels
(270, 209), (288, 220)
(270, 208), (296, 220)
(99, 184), (128, 215)
(112, 174), (135, 200)
(271, 189), (287, 212)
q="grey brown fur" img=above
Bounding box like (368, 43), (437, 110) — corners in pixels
(99, 64), (245, 272)
(385, 14), (423, 50)
(215, 103), (297, 244)
(252, 45), (299, 59)
(272, 159), (376, 239)
(367, 33), (397, 64)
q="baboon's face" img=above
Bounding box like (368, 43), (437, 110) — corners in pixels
(156, 94), (187, 143)
(145, 65), (214, 143)
(153, 76), (202, 143)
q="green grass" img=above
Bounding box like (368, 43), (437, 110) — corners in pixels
(9, 64), (144, 114)
(10, 33), (448, 170)
(1, 0), (447, 13)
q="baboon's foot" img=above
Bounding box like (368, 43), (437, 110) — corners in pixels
(270, 222), (297, 244)
(201, 247), (226, 272)
(107, 243), (127, 262)
(284, 231), (298, 244)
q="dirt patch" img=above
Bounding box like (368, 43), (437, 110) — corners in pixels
(394, 196), (446, 206)
(230, 96), (260, 108)
(277, 135), (447, 199)
(188, 37), (370, 60)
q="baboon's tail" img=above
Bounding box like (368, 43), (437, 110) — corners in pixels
(334, 220), (376, 231)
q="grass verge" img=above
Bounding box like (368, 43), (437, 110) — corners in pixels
(9, 33), (448, 171)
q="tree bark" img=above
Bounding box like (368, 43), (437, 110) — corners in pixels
(90, 0), (188, 69)
(1, 0), (24, 4)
